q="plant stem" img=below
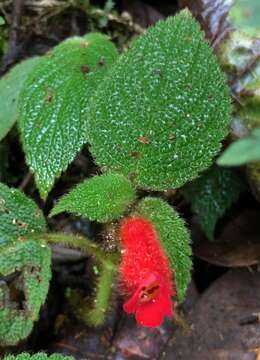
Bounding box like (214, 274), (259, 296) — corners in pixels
(69, 262), (116, 326)
(32, 231), (119, 326)
(87, 263), (115, 325)
(36, 232), (118, 269)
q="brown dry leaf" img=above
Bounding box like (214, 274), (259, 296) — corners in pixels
(192, 209), (260, 267)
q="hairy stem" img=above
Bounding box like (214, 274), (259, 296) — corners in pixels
(29, 231), (119, 326)
(37, 232), (118, 268)
(87, 263), (116, 325)
(69, 262), (116, 326)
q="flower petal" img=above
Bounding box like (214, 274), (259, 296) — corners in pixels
(136, 289), (173, 327)
(135, 300), (166, 327)
(123, 272), (159, 313)
(123, 290), (140, 314)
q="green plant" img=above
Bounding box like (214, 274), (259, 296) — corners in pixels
(218, 128), (260, 166)
(0, 183), (51, 345)
(217, 25), (260, 200)
(0, 57), (41, 142)
(183, 165), (245, 240)
(4, 353), (74, 360)
(0, 9), (233, 344)
(19, 33), (118, 199)
(0, 15), (7, 58)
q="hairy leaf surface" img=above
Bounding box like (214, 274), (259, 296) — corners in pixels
(4, 353), (74, 360)
(50, 173), (135, 222)
(183, 166), (244, 240)
(87, 10), (231, 191)
(19, 33), (118, 199)
(136, 197), (192, 302)
(0, 183), (51, 345)
(0, 240), (51, 345)
(0, 182), (46, 248)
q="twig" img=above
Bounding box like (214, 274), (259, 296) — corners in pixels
(34, 232), (119, 268)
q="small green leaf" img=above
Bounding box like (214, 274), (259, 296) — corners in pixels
(0, 57), (40, 141)
(50, 173), (135, 222)
(19, 33), (118, 199)
(136, 197), (192, 302)
(0, 182), (46, 249)
(0, 16), (5, 26)
(4, 353), (75, 360)
(183, 166), (245, 240)
(87, 10), (231, 191)
(218, 128), (260, 166)
(0, 183), (51, 345)
(104, 0), (115, 13)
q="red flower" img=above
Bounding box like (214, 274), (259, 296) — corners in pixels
(119, 217), (174, 327)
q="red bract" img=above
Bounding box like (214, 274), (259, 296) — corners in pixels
(119, 217), (174, 327)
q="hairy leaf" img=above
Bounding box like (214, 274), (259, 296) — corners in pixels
(50, 173), (135, 222)
(183, 166), (244, 240)
(0, 182), (46, 249)
(0, 240), (51, 345)
(4, 353), (74, 360)
(218, 128), (260, 166)
(0, 183), (51, 345)
(87, 11), (231, 191)
(19, 33), (118, 199)
(0, 57), (40, 141)
(136, 197), (192, 302)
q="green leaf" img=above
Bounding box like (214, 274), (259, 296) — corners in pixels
(0, 16), (5, 26)
(50, 173), (135, 222)
(136, 197), (192, 302)
(218, 128), (260, 166)
(218, 31), (260, 99)
(183, 166), (245, 240)
(0, 57), (40, 142)
(4, 353), (75, 360)
(86, 10), (231, 191)
(0, 182), (46, 249)
(19, 33), (118, 199)
(0, 183), (51, 345)
(104, 0), (115, 13)
(240, 78), (260, 130)
(0, 240), (51, 345)
(229, 0), (260, 36)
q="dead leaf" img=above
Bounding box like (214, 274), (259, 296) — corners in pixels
(192, 209), (260, 267)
